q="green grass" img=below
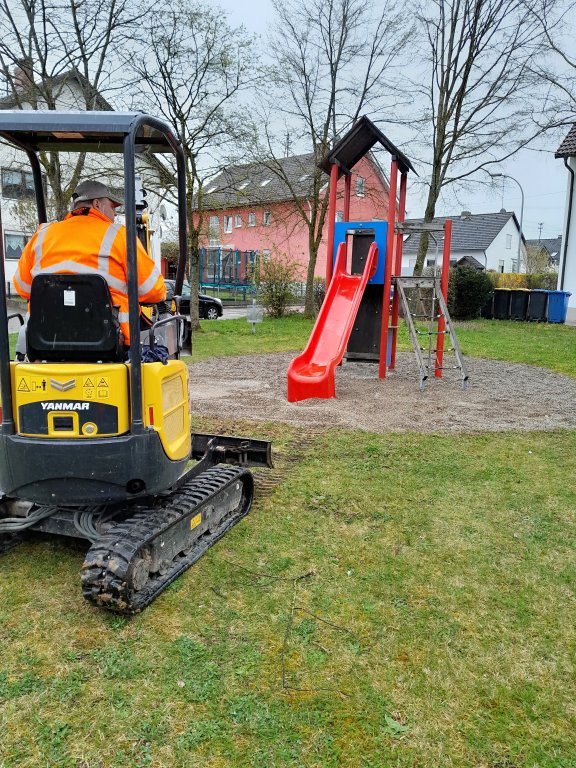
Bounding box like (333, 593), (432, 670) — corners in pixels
(191, 314), (576, 377)
(1, 424), (575, 766)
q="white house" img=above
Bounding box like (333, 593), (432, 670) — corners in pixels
(0, 70), (169, 292)
(401, 210), (526, 274)
(555, 124), (576, 324)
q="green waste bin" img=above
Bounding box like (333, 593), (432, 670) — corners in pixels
(547, 290), (571, 323)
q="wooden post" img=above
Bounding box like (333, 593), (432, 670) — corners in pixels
(435, 219), (452, 377)
(379, 159), (398, 378)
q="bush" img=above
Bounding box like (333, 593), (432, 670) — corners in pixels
(254, 251), (303, 318)
(313, 277), (326, 312)
(447, 266), (494, 320)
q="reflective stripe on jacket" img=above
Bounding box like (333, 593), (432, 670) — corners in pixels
(13, 208), (165, 343)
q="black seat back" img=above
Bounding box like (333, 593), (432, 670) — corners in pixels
(27, 274), (123, 362)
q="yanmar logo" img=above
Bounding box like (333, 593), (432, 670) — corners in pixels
(41, 402), (89, 411)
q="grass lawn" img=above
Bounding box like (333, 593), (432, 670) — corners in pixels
(1, 423), (575, 767)
(192, 314), (576, 377)
(1, 316), (575, 766)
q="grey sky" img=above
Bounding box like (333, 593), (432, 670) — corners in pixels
(217, 0), (571, 241)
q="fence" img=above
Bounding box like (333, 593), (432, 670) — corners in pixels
(199, 248), (259, 290)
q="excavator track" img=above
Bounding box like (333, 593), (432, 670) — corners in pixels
(81, 465), (253, 614)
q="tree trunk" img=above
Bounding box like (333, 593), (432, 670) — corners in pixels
(188, 226), (201, 331)
(413, 181), (442, 276)
(304, 235), (319, 317)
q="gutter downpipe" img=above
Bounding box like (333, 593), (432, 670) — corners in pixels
(560, 158), (575, 291)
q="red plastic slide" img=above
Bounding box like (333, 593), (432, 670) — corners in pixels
(287, 241), (378, 402)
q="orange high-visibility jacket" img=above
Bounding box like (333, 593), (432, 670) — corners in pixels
(13, 207), (166, 343)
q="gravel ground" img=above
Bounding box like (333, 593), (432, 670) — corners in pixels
(189, 351), (576, 434)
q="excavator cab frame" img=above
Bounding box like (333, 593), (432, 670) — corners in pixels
(0, 112), (272, 613)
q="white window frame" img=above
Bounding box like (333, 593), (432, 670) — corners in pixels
(355, 176), (365, 197)
(224, 215), (233, 234)
(208, 216), (220, 247)
(235, 214), (242, 228)
(248, 212), (256, 227)
(4, 231), (27, 260)
(263, 211), (271, 226)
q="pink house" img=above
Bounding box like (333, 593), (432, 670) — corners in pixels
(197, 152), (391, 278)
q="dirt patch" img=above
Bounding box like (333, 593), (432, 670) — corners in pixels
(189, 352), (576, 434)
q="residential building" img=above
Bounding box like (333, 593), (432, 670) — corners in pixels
(525, 236), (562, 267)
(555, 124), (576, 323)
(401, 210), (526, 274)
(198, 152), (391, 278)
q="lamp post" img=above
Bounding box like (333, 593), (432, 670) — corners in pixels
(491, 173), (524, 273)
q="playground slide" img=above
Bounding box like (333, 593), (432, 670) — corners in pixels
(287, 241), (378, 402)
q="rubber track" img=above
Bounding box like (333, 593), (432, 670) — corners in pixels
(81, 465), (252, 614)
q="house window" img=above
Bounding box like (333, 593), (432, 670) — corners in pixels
(224, 215), (233, 234)
(209, 215), (220, 246)
(498, 259), (505, 273)
(235, 214), (242, 228)
(262, 249), (270, 262)
(4, 232), (27, 259)
(426, 258), (436, 267)
(2, 169), (36, 199)
(260, 179), (271, 187)
(335, 210), (344, 223)
(355, 176), (365, 197)
(248, 212), (256, 227)
(506, 234), (512, 249)
(263, 211), (271, 226)
(238, 180), (250, 190)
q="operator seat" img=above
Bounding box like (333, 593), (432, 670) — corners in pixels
(26, 274), (124, 362)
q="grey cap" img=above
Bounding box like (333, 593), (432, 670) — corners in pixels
(71, 180), (124, 208)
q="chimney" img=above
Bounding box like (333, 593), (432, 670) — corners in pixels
(13, 58), (33, 91)
(460, 210), (472, 219)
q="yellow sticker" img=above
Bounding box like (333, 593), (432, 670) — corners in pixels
(189, 513), (202, 530)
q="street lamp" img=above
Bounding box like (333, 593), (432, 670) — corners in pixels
(490, 172), (524, 273)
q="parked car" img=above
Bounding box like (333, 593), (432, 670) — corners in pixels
(164, 279), (223, 320)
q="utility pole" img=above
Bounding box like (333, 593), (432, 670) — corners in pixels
(538, 222), (543, 241)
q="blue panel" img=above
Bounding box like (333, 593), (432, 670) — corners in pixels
(333, 221), (388, 284)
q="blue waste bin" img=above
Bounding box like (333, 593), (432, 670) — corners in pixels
(547, 291), (571, 324)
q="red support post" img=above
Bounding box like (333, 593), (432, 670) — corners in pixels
(379, 159), (398, 378)
(389, 171), (407, 369)
(435, 219), (452, 377)
(325, 163), (339, 287)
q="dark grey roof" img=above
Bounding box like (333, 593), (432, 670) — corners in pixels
(203, 153), (322, 209)
(526, 236), (562, 264)
(555, 124), (576, 158)
(402, 211), (520, 254)
(318, 115), (416, 177)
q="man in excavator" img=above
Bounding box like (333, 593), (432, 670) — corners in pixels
(12, 179), (165, 354)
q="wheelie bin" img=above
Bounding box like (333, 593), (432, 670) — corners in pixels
(527, 289), (549, 322)
(547, 290), (572, 323)
(493, 288), (511, 320)
(509, 288), (530, 321)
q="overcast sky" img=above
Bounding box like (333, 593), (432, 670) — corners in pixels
(217, 0), (571, 242)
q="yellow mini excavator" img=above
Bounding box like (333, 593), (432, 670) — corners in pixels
(0, 111), (272, 613)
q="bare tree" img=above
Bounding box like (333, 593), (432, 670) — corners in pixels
(526, 0), (576, 127)
(0, 0), (142, 217)
(124, 0), (259, 329)
(411, 0), (554, 275)
(254, 0), (411, 317)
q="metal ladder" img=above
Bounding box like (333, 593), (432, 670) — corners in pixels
(393, 276), (469, 390)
